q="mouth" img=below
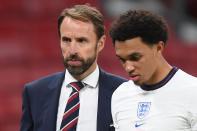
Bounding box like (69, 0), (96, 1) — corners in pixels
(67, 60), (82, 66)
(129, 75), (140, 82)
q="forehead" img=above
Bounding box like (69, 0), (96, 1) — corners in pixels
(115, 37), (151, 57)
(60, 17), (96, 38)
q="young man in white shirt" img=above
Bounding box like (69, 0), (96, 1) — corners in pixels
(20, 4), (127, 131)
(109, 9), (197, 131)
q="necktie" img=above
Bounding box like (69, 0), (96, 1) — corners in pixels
(60, 82), (86, 131)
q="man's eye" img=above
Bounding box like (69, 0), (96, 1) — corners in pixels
(77, 38), (87, 43)
(119, 58), (126, 63)
(130, 56), (141, 61)
(62, 37), (71, 42)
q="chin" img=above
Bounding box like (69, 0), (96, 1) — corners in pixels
(133, 80), (143, 86)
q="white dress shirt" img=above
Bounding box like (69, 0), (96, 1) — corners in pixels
(56, 65), (99, 131)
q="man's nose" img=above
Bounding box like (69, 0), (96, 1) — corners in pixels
(69, 41), (79, 55)
(124, 61), (135, 73)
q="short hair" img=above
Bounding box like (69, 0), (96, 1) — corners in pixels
(109, 9), (169, 46)
(58, 4), (105, 40)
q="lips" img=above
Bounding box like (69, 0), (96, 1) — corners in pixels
(129, 75), (140, 81)
(68, 60), (82, 66)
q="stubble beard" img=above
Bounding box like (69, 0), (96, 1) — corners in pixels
(63, 52), (97, 76)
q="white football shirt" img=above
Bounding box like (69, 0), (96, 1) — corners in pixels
(112, 67), (197, 131)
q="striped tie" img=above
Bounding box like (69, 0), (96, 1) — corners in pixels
(60, 82), (86, 131)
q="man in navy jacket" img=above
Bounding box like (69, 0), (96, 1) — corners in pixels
(20, 4), (127, 131)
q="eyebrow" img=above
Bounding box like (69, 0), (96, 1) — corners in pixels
(116, 52), (141, 59)
(61, 36), (71, 40)
(76, 37), (88, 41)
(61, 35), (89, 40)
(129, 52), (142, 57)
(116, 54), (123, 59)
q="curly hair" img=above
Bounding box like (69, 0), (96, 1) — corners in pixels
(58, 4), (105, 40)
(109, 9), (169, 46)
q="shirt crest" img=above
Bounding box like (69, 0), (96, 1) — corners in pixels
(137, 102), (151, 119)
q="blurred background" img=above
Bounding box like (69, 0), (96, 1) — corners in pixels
(0, 0), (197, 130)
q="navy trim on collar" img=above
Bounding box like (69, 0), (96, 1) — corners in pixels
(140, 66), (178, 91)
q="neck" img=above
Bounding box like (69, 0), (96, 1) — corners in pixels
(146, 56), (172, 85)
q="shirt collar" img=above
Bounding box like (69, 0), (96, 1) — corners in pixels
(64, 65), (99, 88)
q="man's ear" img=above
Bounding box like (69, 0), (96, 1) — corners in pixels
(97, 35), (106, 53)
(156, 41), (165, 53)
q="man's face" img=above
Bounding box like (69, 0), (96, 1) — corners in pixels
(115, 37), (158, 85)
(60, 17), (104, 78)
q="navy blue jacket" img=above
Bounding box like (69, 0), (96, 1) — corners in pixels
(20, 68), (128, 131)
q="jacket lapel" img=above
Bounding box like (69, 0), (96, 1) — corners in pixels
(97, 69), (113, 131)
(42, 72), (65, 131)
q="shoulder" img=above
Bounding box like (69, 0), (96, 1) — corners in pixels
(111, 80), (142, 107)
(112, 80), (135, 100)
(174, 69), (197, 86)
(111, 81), (138, 122)
(174, 69), (197, 113)
(24, 71), (65, 91)
(169, 69), (197, 102)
